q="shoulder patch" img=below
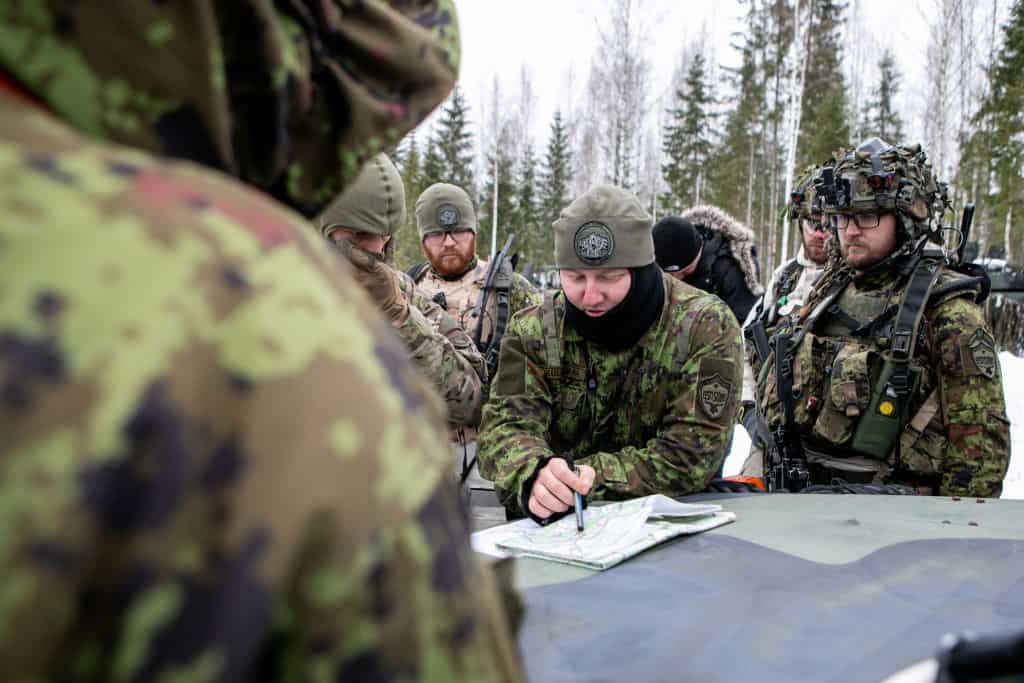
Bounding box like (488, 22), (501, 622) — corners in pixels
(697, 357), (736, 420)
(963, 328), (997, 379)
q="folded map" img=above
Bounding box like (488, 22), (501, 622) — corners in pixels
(472, 494), (736, 571)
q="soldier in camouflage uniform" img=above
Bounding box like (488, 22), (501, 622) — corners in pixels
(755, 139), (1009, 496)
(318, 153), (487, 427)
(477, 185), (744, 523)
(739, 164), (831, 477)
(0, 3), (523, 681)
(409, 183), (542, 382)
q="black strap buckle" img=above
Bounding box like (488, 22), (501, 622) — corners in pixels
(892, 331), (912, 355)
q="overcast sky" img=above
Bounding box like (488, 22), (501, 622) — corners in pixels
(430, 0), (1008, 154)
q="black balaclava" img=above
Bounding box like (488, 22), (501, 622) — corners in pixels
(564, 263), (665, 351)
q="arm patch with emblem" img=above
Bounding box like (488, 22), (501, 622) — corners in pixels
(697, 357), (737, 420)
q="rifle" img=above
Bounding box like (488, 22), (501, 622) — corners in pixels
(765, 331), (810, 492)
(954, 202), (975, 266)
(470, 233), (514, 353)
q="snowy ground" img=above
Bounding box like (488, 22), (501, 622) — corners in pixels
(722, 351), (1024, 499)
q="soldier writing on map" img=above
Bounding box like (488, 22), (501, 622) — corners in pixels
(477, 185), (743, 523)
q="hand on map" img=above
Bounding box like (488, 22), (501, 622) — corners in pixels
(528, 458), (595, 520)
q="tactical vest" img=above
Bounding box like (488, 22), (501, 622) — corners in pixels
(408, 259), (514, 377)
(758, 250), (966, 483)
(745, 260), (805, 380)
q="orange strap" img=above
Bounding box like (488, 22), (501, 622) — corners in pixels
(723, 475), (766, 492)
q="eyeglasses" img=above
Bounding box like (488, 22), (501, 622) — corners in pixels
(424, 228), (474, 246)
(829, 213), (882, 231)
(800, 217), (829, 234)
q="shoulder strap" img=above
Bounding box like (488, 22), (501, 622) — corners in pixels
(406, 262), (429, 282)
(889, 255), (944, 395)
(540, 292), (562, 381)
(776, 260), (804, 300)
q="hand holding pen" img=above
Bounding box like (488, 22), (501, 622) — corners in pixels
(526, 457), (595, 522)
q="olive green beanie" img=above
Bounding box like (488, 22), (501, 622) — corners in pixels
(317, 153), (405, 238)
(553, 184), (655, 268)
(415, 183), (478, 239)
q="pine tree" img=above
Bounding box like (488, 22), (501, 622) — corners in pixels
(423, 86), (476, 192)
(539, 110), (574, 240)
(796, 0), (850, 168)
(662, 53), (715, 214)
(392, 134), (426, 270)
(860, 49), (906, 143)
(965, 0), (1024, 264)
(513, 142), (546, 264)
(709, 6), (766, 224)
(421, 135), (445, 189)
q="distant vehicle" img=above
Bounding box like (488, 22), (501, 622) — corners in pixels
(974, 257), (1008, 272)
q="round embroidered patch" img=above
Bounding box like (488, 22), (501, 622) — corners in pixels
(573, 221), (615, 265)
(437, 203), (461, 228)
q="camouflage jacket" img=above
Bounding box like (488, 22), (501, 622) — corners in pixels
(396, 270), (487, 427)
(412, 257), (542, 355)
(0, 95), (522, 681)
(477, 275), (743, 515)
(756, 260), (1010, 497)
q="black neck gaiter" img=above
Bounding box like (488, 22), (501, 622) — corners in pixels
(564, 263), (666, 351)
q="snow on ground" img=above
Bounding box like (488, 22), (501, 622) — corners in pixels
(1000, 352), (1024, 500)
(722, 351), (1024, 498)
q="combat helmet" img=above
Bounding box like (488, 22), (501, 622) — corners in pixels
(817, 138), (950, 243)
(787, 165), (826, 221)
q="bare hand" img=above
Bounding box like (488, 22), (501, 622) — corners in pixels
(528, 458), (595, 520)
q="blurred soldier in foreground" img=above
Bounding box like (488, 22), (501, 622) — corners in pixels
(318, 153), (487, 427)
(0, 3), (522, 681)
(653, 206), (763, 324)
(409, 183), (541, 383)
(478, 185), (743, 523)
(739, 165), (831, 477)
(756, 139), (1009, 496)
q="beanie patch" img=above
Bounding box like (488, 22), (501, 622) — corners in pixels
(574, 222), (615, 265)
(437, 203), (461, 228)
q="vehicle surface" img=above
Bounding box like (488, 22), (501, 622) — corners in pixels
(471, 492), (1024, 682)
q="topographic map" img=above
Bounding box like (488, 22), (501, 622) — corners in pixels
(473, 495), (736, 570)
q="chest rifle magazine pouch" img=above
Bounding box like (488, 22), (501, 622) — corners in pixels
(850, 356), (920, 459)
(812, 342), (876, 446)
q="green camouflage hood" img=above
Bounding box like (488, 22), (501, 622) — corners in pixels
(415, 183), (478, 238)
(0, 1), (460, 217)
(553, 184), (654, 269)
(317, 153), (406, 238)
(819, 139), (950, 240)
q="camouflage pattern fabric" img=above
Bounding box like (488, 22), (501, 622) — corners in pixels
(477, 275), (743, 515)
(0, 93), (522, 682)
(0, 0), (524, 678)
(413, 258), (542, 359)
(756, 265), (1010, 497)
(0, 1), (460, 217)
(396, 270), (487, 427)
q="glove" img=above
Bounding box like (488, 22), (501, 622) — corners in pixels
(335, 240), (409, 324)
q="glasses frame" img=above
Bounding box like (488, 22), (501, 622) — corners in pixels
(829, 213), (882, 231)
(423, 228), (474, 245)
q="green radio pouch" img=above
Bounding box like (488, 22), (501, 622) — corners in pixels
(850, 357), (920, 459)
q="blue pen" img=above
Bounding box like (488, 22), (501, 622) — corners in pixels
(573, 465), (585, 532)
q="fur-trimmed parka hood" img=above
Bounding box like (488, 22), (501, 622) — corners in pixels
(681, 205), (764, 295)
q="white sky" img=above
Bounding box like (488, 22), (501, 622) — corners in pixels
(428, 0), (1009, 158)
